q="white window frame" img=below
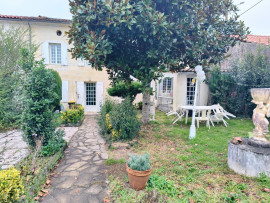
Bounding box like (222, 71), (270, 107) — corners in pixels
(49, 43), (61, 64)
(78, 57), (92, 67)
(187, 77), (196, 105)
(162, 78), (172, 93)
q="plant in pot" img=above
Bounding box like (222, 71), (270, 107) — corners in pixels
(126, 153), (152, 190)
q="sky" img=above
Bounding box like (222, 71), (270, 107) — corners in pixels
(0, 0), (269, 35)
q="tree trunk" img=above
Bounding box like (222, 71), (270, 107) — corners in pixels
(142, 91), (151, 124)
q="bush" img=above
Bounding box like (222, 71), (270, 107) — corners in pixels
(21, 49), (57, 148)
(0, 167), (24, 202)
(208, 47), (270, 117)
(107, 81), (142, 102)
(127, 153), (151, 171)
(0, 26), (28, 129)
(61, 104), (84, 125)
(98, 98), (117, 135)
(109, 98), (141, 141)
(48, 69), (62, 110)
(99, 98), (141, 141)
(40, 129), (67, 157)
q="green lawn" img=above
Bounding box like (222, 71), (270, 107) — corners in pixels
(109, 110), (270, 202)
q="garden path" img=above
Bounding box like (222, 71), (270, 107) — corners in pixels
(42, 115), (109, 203)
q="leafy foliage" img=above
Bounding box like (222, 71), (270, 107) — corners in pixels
(68, 0), (248, 123)
(208, 46), (270, 117)
(127, 153), (151, 171)
(40, 129), (67, 157)
(0, 167), (24, 202)
(48, 69), (62, 110)
(61, 104), (84, 125)
(107, 81), (142, 102)
(98, 98), (118, 135)
(99, 98), (141, 141)
(0, 26), (28, 129)
(20, 49), (57, 148)
(146, 175), (180, 197)
(109, 98), (141, 141)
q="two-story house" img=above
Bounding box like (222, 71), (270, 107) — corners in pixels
(0, 14), (210, 113)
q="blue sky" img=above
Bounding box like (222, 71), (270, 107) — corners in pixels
(0, 0), (269, 35)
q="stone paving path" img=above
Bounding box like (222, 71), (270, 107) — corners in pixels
(43, 115), (109, 203)
(0, 127), (78, 170)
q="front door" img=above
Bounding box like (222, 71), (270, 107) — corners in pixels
(85, 83), (97, 112)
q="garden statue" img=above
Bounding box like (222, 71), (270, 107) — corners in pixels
(251, 88), (270, 141)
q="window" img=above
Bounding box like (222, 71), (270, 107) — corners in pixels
(187, 77), (196, 105)
(162, 78), (172, 93)
(86, 83), (96, 105)
(50, 43), (61, 64)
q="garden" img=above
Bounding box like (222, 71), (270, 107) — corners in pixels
(0, 27), (84, 202)
(105, 110), (270, 202)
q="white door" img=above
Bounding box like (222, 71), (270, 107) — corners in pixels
(85, 82), (103, 112)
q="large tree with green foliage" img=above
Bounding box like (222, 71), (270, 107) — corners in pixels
(0, 26), (28, 129)
(68, 0), (248, 123)
(209, 46), (270, 117)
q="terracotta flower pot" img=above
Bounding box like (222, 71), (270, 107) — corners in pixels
(126, 164), (152, 191)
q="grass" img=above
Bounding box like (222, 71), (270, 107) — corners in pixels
(109, 110), (270, 202)
(106, 158), (125, 165)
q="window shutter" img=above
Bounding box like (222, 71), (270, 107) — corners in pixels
(42, 42), (49, 64)
(61, 43), (68, 66)
(61, 81), (69, 102)
(78, 58), (85, 67)
(77, 81), (85, 106)
(96, 82), (103, 112)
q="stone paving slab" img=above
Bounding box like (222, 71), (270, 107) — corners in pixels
(42, 115), (109, 203)
(0, 127), (78, 170)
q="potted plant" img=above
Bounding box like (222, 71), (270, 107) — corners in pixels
(126, 153), (152, 190)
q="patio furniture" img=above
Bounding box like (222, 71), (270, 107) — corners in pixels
(195, 109), (213, 129)
(180, 105), (218, 124)
(167, 108), (185, 124)
(210, 112), (229, 127)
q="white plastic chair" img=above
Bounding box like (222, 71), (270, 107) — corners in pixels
(195, 110), (212, 129)
(210, 112), (228, 127)
(167, 108), (185, 124)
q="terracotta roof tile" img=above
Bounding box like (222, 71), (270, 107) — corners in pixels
(0, 14), (71, 23)
(245, 35), (270, 45)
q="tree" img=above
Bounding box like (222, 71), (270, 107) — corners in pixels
(208, 46), (270, 117)
(48, 69), (62, 110)
(20, 49), (57, 149)
(68, 0), (248, 124)
(0, 26), (28, 128)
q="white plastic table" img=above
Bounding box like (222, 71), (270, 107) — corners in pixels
(180, 105), (218, 124)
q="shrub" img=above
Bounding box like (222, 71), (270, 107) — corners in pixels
(109, 98), (141, 141)
(40, 129), (67, 157)
(48, 69), (62, 110)
(0, 26), (28, 129)
(208, 46), (270, 117)
(127, 153), (151, 171)
(98, 98), (117, 135)
(0, 167), (24, 202)
(107, 81), (142, 102)
(61, 104), (84, 125)
(21, 49), (57, 148)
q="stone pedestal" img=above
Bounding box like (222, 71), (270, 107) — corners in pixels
(228, 138), (270, 177)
